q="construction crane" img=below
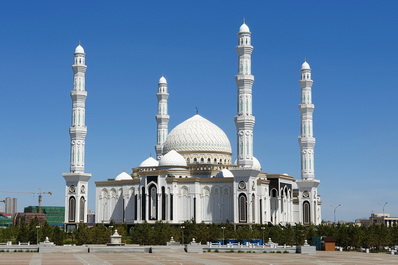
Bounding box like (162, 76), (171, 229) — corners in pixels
(0, 190), (52, 214)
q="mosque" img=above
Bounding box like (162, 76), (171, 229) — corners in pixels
(62, 22), (321, 231)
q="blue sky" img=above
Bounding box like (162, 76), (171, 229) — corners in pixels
(1, 1), (397, 222)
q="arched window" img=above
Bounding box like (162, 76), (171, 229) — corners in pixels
(252, 194), (255, 223)
(303, 201), (310, 225)
(161, 186), (166, 220)
(238, 194), (247, 223)
(79, 197), (85, 222)
(69, 196), (76, 222)
(149, 185), (157, 220)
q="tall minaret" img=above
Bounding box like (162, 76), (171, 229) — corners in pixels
(235, 22), (255, 167)
(63, 43), (91, 230)
(155, 75), (169, 159)
(298, 60), (315, 180)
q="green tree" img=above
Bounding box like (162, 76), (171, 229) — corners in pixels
(75, 223), (91, 245)
(130, 222), (154, 245)
(40, 222), (52, 242)
(91, 224), (108, 244)
(51, 226), (65, 245)
(16, 222), (29, 243)
(27, 218), (40, 244)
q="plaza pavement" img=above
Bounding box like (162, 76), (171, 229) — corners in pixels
(0, 251), (397, 265)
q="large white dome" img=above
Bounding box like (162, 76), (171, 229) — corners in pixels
(163, 115), (232, 154)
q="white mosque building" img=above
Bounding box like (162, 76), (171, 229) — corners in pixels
(63, 23), (321, 231)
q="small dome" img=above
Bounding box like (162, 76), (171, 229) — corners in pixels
(115, 171), (132, 181)
(75, 44), (85, 54)
(233, 157), (262, 171)
(159, 150), (187, 167)
(216, 169), (234, 178)
(252, 157), (262, 171)
(140, 156), (159, 167)
(159, 76), (167, 84)
(239, 23), (250, 33)
(301, 61), (310, 70)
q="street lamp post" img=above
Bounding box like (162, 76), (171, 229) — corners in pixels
(221, 226), (225, 245)
(108, 225), (114, 243)
(378, 202), (388, 216)
(261, 227), (265, 246)
(334, 204), (341, 223)
(180, 226), (185, 245)
(35, 226), (40, 245)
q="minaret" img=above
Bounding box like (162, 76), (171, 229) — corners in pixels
(235, 22), (255, 167)
(63, 43), (91, 230)
(298, 60), (316, 180)
(155, 75), (169, 159)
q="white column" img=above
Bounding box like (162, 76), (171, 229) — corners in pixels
(70, 45), (88, 173)
(298, 61), (316, 180)
(63, 44), (91, 227)
(137, 193), (142, 221)
(145, 193), (149, 221)
(235, 22), (255, 168)
(157, 193), (161, 221)
(155, 76), (169, 159)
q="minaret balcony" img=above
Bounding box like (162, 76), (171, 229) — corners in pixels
(298, 136), (315, 147)
(299, 80), (313, 87)
(236, 46), (253, 55)
(69, 127), (87, 138)
(155, 115), (170, 123)
(235, 76), (254, 87)
(234, 115), (255, 127)
(235, 75), (254, 81)
(71, 91), (88, 101)
(299, 104), (314, 112)
(156, 93), (169, 100)
(72, 65), (87, 74)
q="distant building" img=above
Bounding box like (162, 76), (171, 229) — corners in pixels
(355, 213), (398, 227)
(24, 206), (65, 226)
(87, 210), (95, 226)
(0, 212), (13, 228)
(14, 213), (46, 226)
(5, 197), (17, 216)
